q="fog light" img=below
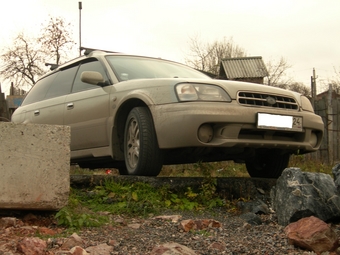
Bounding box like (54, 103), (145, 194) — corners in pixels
(198, 124), (213, 143)
(310, 132), (318, 147)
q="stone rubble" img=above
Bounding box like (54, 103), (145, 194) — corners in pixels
(150, 242), (196, 255)
(179, 219), (222, 232)
(17, 237), (47, 255)
(285, 216), (339, 254)
(271, 167), (340, 226)
(2, 213), (339, 254)
(1, 167), (340, 254)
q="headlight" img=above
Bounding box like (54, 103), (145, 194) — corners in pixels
(175, 83), (231, 102)
(301, 96), (314, 112)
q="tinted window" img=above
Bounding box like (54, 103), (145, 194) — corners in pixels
(21, 73), (58, 106)
(44, 66), (78, 99)
(72, 61), (109, 93)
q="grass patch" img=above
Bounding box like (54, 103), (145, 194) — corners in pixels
(56, 179), (224, 229)
(288, 155), (332, 175)
(61, 156), (332, 230)
(159, 161), (249, 178)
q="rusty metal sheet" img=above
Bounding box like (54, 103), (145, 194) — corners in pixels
(6, 95), (24, 108)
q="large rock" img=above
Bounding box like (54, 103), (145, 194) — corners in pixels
(332, 163), (340, 194)
(284, 216), (338, 253)
(271, 167), (340, 226)
(17, 237), (47, 255)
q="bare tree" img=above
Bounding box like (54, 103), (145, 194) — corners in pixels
(330, 66), (340, 89)
(185, 36), (247, 75)
(39, 16), (76, 65)
(0, 16), (76, 89)
(264, 57), (292, 89)
(0, 33), (45, 88)
(288, 82), (311, 97)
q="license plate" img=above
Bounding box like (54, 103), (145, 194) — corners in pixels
(257, 113), (302, 131)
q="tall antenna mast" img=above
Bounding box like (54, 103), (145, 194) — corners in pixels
(78, 2), (82, 56)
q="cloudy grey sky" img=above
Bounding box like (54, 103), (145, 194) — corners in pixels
(1, 0), (339, 94)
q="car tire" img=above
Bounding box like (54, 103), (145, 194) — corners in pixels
(123, 107), (163, 176)
(245, 150), (290, 178)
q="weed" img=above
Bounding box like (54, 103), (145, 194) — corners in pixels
(56, 179), (226, 229)
(289, 155), (332, 175)
(55, 207), (106, 229)
(159, 161), (249, 177)
(191, 229), (213, 237)
(59, 156), (331, 230)
(54, 189), (108, 229)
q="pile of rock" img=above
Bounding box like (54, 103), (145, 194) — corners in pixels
(2, 166), (340, 254)
(240, 165), (340, 254)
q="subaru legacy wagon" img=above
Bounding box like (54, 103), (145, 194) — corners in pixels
(11, 49), (324, 178)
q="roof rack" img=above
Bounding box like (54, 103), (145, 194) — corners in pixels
(45, 63), (59, 71)
(80, 47), (119, 56)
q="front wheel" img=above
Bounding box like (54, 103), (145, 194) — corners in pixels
(245, 150), (290, 178)
(123, 107), (163, 176)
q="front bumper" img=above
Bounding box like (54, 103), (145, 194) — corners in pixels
(150, 102), (324, 153)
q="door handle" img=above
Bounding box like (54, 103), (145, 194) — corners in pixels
(67, 103), (74, 110)
(34, 110), (40, 116)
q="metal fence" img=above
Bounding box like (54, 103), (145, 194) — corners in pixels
(308, 93), (340, 165)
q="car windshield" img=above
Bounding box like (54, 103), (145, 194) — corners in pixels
(106, 55), (210, 81)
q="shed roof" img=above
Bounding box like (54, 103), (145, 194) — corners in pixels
(220, 56), (268, 79)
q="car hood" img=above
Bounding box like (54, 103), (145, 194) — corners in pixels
(115, 78), (301, 104)
(196, 79), (300, 100)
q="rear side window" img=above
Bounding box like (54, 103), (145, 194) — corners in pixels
(21, 73), (58, 106)
(45, 66), (78, 99)
(21, 66), (78, 105)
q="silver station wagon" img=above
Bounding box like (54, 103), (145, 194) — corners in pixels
(12, 49), (324, 178)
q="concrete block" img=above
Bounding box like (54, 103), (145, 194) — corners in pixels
(0, 123), (70, 210)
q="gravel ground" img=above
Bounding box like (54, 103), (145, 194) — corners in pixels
(7, 210), (322, 255)
(0, 208), (331, 254)
(78, 210), (309, 255)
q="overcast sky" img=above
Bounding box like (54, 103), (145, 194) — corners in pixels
(1, 0), (339, 94)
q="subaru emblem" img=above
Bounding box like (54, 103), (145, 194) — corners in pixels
(266, 96), (276, 105)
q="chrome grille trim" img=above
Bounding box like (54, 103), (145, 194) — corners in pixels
(237, 91), (298, 110)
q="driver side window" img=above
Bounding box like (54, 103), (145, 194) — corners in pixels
(72, 60), (109, 93)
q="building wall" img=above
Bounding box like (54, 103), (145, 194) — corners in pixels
(316, 90), (340, 100)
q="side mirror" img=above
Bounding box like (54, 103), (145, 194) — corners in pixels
(81, 71), (106, 86)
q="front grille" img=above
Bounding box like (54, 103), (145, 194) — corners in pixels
(237, 91), (298, 110)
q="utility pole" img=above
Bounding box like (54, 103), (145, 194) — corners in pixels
(78, 2), (82, 56)
(311, 68), (317, 107)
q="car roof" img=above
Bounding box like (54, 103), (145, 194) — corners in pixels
(39, 48), (203, 82)
(45, 49), (190, 73)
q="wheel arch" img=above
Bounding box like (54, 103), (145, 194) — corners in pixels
(111, 98), (149, 160)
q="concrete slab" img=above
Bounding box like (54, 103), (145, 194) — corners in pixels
(0, 123), (70, 210)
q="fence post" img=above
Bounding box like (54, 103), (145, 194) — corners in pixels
(328, 85), (334, 165)
(0, 83), (10, 122)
